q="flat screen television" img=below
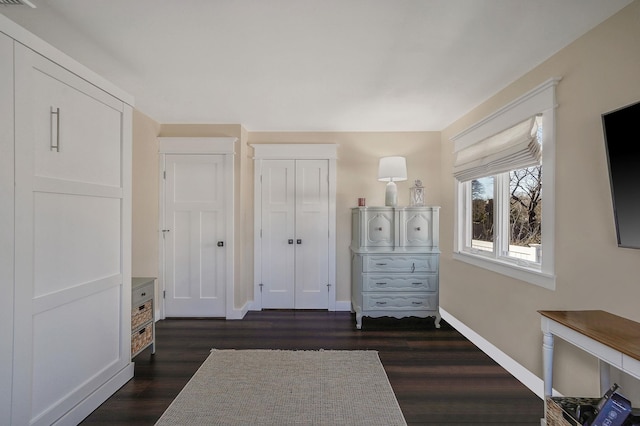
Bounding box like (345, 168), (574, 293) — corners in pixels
(602, 100), (640, 249)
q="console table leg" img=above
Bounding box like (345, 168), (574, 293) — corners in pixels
(599, 360), (611, 395)
(542, 331), (554, 397)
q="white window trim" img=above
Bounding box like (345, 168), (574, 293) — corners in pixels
(451, 78), (560, 290)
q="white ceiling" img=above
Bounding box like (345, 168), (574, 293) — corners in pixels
(1, 0), (633, 131)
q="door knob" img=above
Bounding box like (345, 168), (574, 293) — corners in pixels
(288, 239), (294, 244)
(217, 241), (224, 247)
(297, 239), (302, 244)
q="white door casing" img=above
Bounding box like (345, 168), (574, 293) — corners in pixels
(252, 144), (337, 311)
(159, 138), (235, 319)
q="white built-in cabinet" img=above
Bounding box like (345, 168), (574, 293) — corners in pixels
(350, 206), (441, 329)
(253, 144), (337, 311)
(1, 16), (133, 425)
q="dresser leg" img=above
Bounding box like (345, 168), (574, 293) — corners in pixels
(356, 313), (362, 330)
(434, 312), (441, 328)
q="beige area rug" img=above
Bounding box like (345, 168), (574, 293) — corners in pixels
(155, 349), (407, 426)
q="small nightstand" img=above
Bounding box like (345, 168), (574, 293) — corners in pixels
(132, 277), (156, 357)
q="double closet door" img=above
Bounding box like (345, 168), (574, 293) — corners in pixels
(258, 159), (330, 309)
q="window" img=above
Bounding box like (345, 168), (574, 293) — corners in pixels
(451, 78), (559, 289)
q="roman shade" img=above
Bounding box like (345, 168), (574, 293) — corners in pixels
(453, 115), (541, 182)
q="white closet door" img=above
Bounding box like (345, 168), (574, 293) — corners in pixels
(164, 154), (227, 317)
(13, 44), (131, 426)
(260, 160), (296, 308)
(294, 160), (329, 309)
(259, 159), (329, 309)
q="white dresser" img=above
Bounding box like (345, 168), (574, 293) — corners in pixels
(350, 206), (440, 329)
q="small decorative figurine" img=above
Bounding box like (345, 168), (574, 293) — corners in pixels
(410, 179), (425, 206)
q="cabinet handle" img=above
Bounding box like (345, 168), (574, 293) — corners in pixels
(138, 305), (145, 311)
(288, 239), (294, 244)
(412, 301), (423, 305)
(411, 263), (415, 273)
(375, 263), (387, 266)
(375, 282), (387, 286)
(50, 107), (60, 152)
(141, 292), (146, 297)
(376, 227), (383, 231)
(411, 282), (422, 285)
(297, 239), (302, 244)
(376, 301), (387, 306)
(416, 227), (421, 231)
(138, 327), (146, 334)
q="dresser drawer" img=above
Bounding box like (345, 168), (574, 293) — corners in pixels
(132, 282), (154, 305)
(132, 300), (153, 330)
(363, 254), (437, 273)
(363, 293), (437, 311)
(363, 274), (437, 292)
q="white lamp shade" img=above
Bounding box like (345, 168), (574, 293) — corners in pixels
(377, 156), (407, 182)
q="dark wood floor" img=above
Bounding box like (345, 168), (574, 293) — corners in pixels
(81, 311), (543, 425)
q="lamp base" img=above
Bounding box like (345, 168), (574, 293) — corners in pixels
(385, 181), (398, 206)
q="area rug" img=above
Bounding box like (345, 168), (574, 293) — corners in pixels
(155, 349), (407, 425)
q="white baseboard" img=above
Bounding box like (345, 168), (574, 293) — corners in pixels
(334, 300), (351, 311)
(227, 301), (251, 320)
(440, 307), (546, 399)
(55, 362), (134, 425)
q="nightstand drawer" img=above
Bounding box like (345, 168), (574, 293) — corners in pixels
(132, 282), (154, 306)
(132, 300), (153, 330)
(363, 274), (437, 292)
(131, 325), (153, 356)
(363, 254), (437, 273)
(363, 293), (437, 311)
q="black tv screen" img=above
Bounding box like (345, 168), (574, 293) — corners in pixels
(602, 100), (640, 249)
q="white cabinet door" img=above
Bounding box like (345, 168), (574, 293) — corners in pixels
(13, 44), (131, 426)
(163, 155), (227, 317)
(259, 159), (329, 309)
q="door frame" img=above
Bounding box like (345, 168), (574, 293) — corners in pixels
(158, 137), (236, 320)
(251, 144), (337, 311)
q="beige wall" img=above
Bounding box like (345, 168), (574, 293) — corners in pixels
(439, 1), (640, 400)
(132, 109), (160, 277)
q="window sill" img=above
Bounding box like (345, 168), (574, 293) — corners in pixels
(453, 251), (555, 290)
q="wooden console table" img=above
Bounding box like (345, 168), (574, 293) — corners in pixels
(539, 310), (640, 400)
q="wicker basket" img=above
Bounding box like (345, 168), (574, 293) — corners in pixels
(131, 325), (153, 355)
(132, 301), (153, 330)
(546, 396), (600, 426)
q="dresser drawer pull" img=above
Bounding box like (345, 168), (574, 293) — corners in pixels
(411, 263), (415, 273)
(375, 282), (387, 286)
(138, 327), (146, 334)
(412, 301), (423, 305)
(411, 282), (423, 285)
(375, 263), (387, 266)
(140, 292), (146, 297)
(138, 305), (145, 311)
(376, 301), (387, 306)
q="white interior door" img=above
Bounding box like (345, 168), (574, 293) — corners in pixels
(259, 159), (329, 309)
(260, 160), (296, 308)
(164, 154), (226, 317)
(294, 160), (329, 309)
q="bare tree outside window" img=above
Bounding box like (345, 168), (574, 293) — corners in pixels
(509, 166), (542, 260)
(471, 177), (494, 252)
